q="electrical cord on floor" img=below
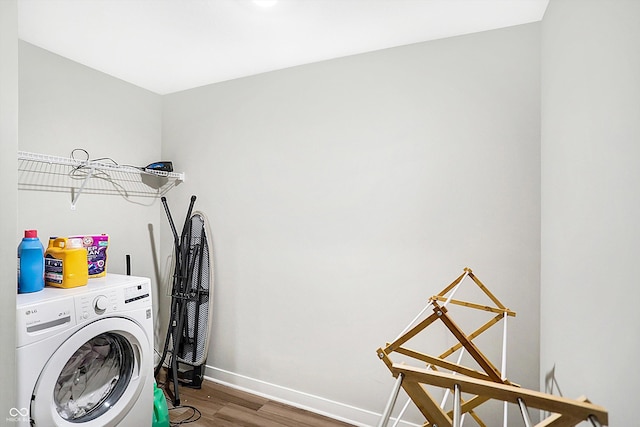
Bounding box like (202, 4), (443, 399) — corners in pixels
(157, 386), (203, 426)
(156, 367), (202, 426)
(168, 404), (202, 426)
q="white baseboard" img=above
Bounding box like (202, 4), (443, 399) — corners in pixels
(203, 364), (422, 427)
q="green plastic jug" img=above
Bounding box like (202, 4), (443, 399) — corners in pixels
(153, 382), (170, 427)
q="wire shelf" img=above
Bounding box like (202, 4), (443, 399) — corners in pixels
(18, 151), (185, 209)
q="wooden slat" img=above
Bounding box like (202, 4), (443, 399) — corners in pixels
(535, 413), (583, 427)
(534, 396), (589, 427)
(438, 313), (503, 359)
(430, 295), (516, 317)
(467, 271), (506, 309)
(392, 364), (608, 425)
(401, 380), (452, 427)
(384, 311), (440, 353)
(468, 405), (488, 427)
(382, 348), (493, 426)
(394, 346), (498, 382)
(432, 302), (504, 383)
(459, 394), (491, 414)
(435, 270), (468, 298)
(445, 395), (491, 426)
(376, 347), (393, 371)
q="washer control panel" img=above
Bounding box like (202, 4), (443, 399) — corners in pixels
(76, 280), (151, 322)
(16, 274), (152, 348)
(94, 295), (109, 313)
(124, 282), (150, 304)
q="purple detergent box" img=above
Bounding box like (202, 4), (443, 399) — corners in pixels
(69, 234), (109, 278)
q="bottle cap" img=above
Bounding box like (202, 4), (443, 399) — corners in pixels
(24, 230), (38, 238)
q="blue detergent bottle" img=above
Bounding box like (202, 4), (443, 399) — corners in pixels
(18, 229), (45, 293)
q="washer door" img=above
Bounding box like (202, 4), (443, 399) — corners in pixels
(31, 317), (151, 427)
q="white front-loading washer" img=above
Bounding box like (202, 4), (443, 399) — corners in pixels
(16, 274), (155, 427)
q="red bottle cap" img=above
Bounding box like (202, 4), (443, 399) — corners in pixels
(24, 230), (38, 238)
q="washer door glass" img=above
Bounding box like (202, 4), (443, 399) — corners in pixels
(54, 332), (134, 422)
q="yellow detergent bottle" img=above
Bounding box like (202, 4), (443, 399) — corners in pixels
(45, 237), (89, 288)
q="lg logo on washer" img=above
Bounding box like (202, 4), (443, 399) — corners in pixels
(6, 407), (28, 423)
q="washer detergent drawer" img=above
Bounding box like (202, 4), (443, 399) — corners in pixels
(30, 317), (151, 427)
(16, 298), (76, 348)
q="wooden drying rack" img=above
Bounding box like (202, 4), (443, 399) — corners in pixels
(376, 268), (607, 427)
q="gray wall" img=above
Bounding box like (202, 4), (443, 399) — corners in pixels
(12, 1), (637, 423)
(18, 41), (165, 345)
(162, 23), (541, 425)
(0, 0), (18, 418)
(541, 0), (640, 425)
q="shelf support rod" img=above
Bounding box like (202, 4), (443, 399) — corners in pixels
(70, 165), (95, 210)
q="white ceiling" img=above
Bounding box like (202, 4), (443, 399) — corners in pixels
(18, 0), (549, 95)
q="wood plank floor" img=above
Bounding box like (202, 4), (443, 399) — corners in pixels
(158, 372), (356, 427)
